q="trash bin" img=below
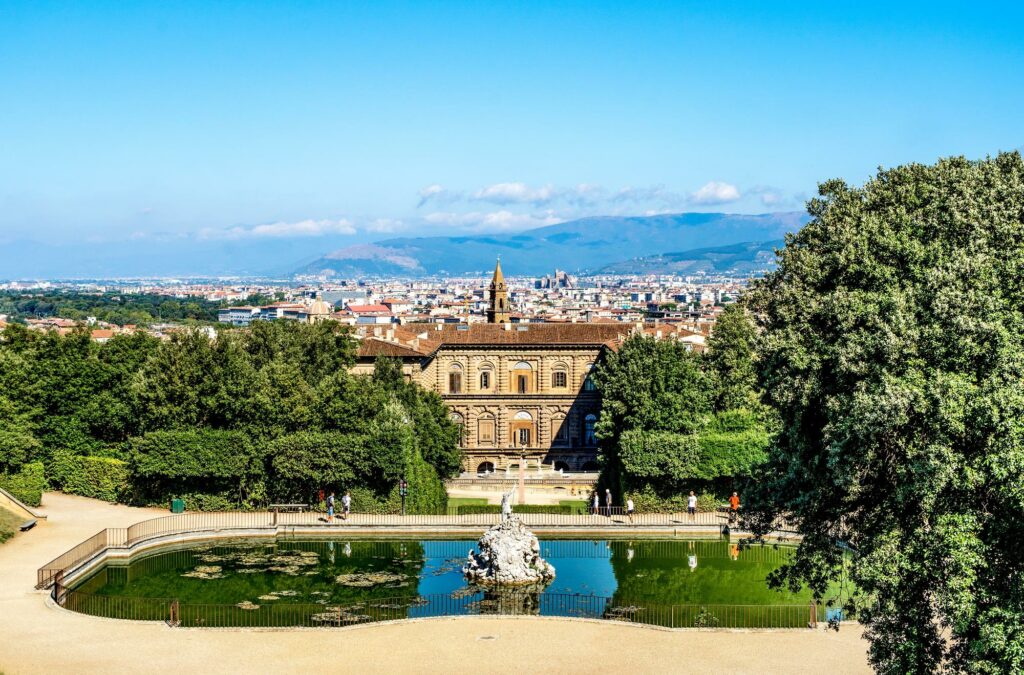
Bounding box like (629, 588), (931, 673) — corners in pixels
(170, 498), (185, 514)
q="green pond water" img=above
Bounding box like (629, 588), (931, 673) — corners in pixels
(68, 539), (839, 627)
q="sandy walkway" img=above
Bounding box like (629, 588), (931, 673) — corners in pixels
(0, 493), (871, 675)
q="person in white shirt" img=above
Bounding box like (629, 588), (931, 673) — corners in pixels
(342, 491), (351, 520)
(626, 497), (635, 523)
(687, 491), (698, 520)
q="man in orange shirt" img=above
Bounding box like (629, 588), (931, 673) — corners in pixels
(729, 492), (740, 526)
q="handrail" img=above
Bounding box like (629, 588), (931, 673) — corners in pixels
(54, 586), (826, 629)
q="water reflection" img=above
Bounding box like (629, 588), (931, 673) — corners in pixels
(77, 538), (814, 619)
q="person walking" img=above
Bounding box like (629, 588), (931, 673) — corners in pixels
(592, 491), (599, 515)
(729, 491), (741, 526)
(687, 491), (698, 520)
(327, 492), (335, 522)
(626, 497), (635, 523)
(342, 491), (351, 520)
(604, 489), (613, 517)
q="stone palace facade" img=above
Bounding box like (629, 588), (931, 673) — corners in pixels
(352, 260), (702, 474)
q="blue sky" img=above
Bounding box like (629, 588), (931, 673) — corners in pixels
(1, 1), (1022, 248)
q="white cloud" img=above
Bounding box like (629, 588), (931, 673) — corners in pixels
(424, 210), (564, 232)
(365, 218), (405, 233)
(417, 183), (454, 207)
(471, 182), (561, 206)
(690, 181), (741, 205)
(612, 185), (686, 206)
(199, 218), (356, 240)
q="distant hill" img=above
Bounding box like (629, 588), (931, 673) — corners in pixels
(596, 239), (785, 275)
(298, 212), (806, 277)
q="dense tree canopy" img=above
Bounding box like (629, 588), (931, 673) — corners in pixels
(0, 291), (220, 326)
(745, 152), (1024, 673)
(0, 320), (461, 512)
(592, 323), (769, 509)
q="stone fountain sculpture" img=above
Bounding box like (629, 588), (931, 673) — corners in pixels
(463, 493), (555, 588)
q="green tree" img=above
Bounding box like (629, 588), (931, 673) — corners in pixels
(593, 334), (713, 445)
(705, 304), (759, 411)
(745, 153), (1024, 674)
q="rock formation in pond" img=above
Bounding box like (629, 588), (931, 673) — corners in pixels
(463, 516), (555, 587)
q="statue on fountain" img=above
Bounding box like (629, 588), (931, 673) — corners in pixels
(464, 492), (555, 588)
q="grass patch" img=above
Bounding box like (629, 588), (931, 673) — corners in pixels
(559, 500), (589, 514)
(446, 497), (489, 514)
(0, 506), (24, 544)
(447, 497), (489, 507)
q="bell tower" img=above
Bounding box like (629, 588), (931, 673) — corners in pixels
(487, 257), (511, 323)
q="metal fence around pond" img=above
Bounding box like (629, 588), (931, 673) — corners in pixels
(37, 507), (782, 590)
(54, 586), (824, 629)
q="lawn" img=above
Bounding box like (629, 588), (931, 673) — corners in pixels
(447, 497), (489, 507)
(446, 497), (489, 514)
(559, 500), (589, 514)
(0, 506), (24, 544)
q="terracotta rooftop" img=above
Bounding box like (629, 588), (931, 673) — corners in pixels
(405, 322), (629, 346)
(358, 338), (430, 358)
(347, 304), (392, 314)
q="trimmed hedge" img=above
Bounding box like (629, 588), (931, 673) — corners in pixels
(50, 451), (130, 503)
(618, 428), (768, 483)
(0, 461), (45, 507)
(454, 504), (587, 515)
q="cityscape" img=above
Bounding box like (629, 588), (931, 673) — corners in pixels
(1, 2), (1022, 675)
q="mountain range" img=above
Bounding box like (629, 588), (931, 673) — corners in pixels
(297, 212), (806, 277)
(595, 239), (786, 275)
(1, 211), (806, 279)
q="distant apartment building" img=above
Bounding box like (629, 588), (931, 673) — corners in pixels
(217, 298), (333, 326)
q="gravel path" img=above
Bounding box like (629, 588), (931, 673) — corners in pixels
(0, 493), (871, 674)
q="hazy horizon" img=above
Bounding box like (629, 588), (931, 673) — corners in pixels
(3, 2), (1022, 265)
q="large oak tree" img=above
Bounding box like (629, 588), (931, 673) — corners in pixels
(746, 153), (1024, 673)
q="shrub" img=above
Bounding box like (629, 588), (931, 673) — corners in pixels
(454, 503), (590, 515)
(347, 486), (401, 514)
(50, 451), (129, 503)
(696, 493), (720, 512)
(624, 484), (729, 513)
(128, 429), (261, 507)
(173, 492), (235, 512)
(455, 504), (501, 515)
(268, 432), (362, 502)
(0, 462), (45, 507)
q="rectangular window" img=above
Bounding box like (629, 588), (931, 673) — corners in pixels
(517, 375), (528, 393)
(448, 373), (462, 393)
(517, 428), (531, 446)
(478, 420), (495, 443)
(552, 371), (567, 388)
(480, 371), (490, 389)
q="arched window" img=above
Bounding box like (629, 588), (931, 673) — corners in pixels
(477, 412), (495, 444)
(450, 412), (465, 446)
(479, 370), (490, 390)
(551, 362), (568, 389)
(584, 413), (597, 446)
(551, 413), (568, 444)
(448, 363), (463, 393)
(512, 361), (533, 394)
(583, 363), (597, 391)
(554, 460), (570, 472)
(477, 461), (495, 475)
(512, 410), (533, 447)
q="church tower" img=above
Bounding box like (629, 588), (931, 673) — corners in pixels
(487, 257), (511, 323)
